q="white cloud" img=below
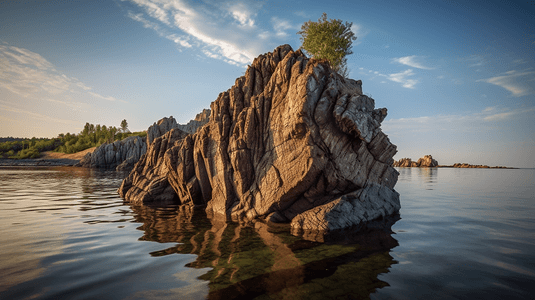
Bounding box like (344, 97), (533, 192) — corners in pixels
(392, 55), (434, 70)
(388, 69), (418, 89)
(357, 67), (419, 89)
(228, 4), (255, 27)
(271, 16), (297, 37)
(477, 70), (535, 97)
(350, 24), (368, 45)
(0, 45), (126, 103)
(127, 12), (192, 48)
(124, 0), (271, 66)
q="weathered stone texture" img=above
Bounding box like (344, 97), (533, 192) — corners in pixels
(119, 44), (400, 235)
(77, 135), (147, 170)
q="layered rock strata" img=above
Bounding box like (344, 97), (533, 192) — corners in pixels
(119, 44), (400, 235)
(77, 135), (147, 170)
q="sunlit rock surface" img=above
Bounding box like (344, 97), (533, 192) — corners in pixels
(119, 44), (400, 236)
(393, 155), (438, 167)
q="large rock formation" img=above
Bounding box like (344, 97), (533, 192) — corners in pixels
(393, 155), (438, 167)
(77, 135), (147, 170)
(119, 45), (400, 236)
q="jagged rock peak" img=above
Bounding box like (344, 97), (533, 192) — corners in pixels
(118, 44), (399, 240)
(147, 116), (178, 145)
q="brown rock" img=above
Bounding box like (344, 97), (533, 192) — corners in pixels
(118, 45), (400, 237)
(393, 155), (438, 167)
(417, 155), (438, 167)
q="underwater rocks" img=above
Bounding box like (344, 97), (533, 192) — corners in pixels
(118, 44), (400, 236)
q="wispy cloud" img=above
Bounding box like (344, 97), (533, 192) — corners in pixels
(388, 69), (418, 89)
(127, 12), (192, 48)
(357, 67), (419, 89)
(0, 44), (126, 103)
(461, 55), (486, 68)
(271, 16), (298, 37)
(0, 101), (79, 125)
(0, 43), (128, 133)
(350, 24), (368, 45)
(480, 106), (535, 121)
(125, 0), (276, 66)
(477, 70), (535, 97)
(392, 55), (434, 70)
(226, 3), (256, 27)
(383, 106), (535, 134)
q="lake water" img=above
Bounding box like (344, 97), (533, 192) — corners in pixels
(0, 167), (533, 299)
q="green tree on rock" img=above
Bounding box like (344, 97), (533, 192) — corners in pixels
(297, 13), (357, 77)
(120, 119), (129, 133)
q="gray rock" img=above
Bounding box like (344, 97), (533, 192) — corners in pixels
(147, 116), (179, 145)
(78, 135), (147, 171)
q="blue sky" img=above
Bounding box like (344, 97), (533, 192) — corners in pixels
(1, 0), (534, 167)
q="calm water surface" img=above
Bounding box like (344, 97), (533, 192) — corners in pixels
(0, 166), (533, 299)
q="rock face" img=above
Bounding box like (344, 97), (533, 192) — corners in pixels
(393, 155), (438, 167)
(77, 136), (147, 170)
(177, 109), (211, 134)
(147, 116), (179, 145)
(118, 44), (400, 236)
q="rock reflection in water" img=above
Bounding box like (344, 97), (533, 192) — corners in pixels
(128, 204), (400, 299)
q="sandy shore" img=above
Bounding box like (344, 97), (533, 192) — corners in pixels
(0, 147), (96, 167)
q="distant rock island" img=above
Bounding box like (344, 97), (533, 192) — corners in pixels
(392, 155), (515, 169)
(118, 44), (401, 240)
(441, 163), (515, 169)
(393, 155), (438, 167)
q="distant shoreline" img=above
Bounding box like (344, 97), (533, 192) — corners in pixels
(394, 165), (518, 169)
(0, 158), (80, 167)
(0, 147), (96, 167)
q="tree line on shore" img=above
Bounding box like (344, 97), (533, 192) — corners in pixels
(0, 119), (146, 159)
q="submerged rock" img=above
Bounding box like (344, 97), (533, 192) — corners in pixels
(118, 44), (400, 237)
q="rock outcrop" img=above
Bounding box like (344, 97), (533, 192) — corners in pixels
(392, 158), (418, 167)
(77, 135), (147, 170)
(393, 155), (438, 167)
(417, 155), (438, 167)
(146, 116), (179, 145)
(118, 44), (400, 237)
(177, 109), (211, 134)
